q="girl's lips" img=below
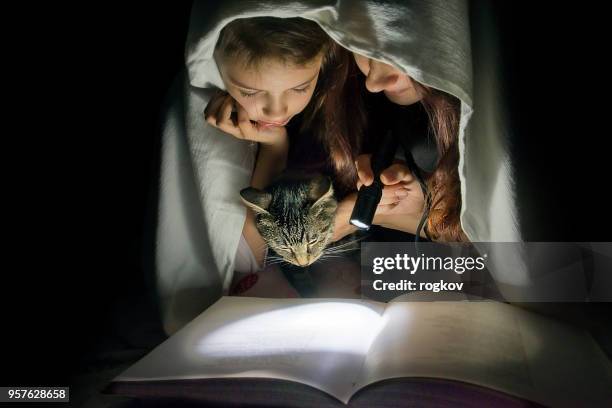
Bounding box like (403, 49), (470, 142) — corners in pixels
(257, 119), (289, 128)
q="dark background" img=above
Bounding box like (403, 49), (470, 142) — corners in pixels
(2, 0), (608, 399)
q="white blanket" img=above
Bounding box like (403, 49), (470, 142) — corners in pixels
(155, 0), (524, 335)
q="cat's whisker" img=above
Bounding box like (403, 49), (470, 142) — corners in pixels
(265, 260), (289, 268)
(326, 250), (357, 256)
(326, 243), (353, 251)
(266, 255), (283, 260)
(318, 254), (346, 261)
(322, 253), (355, 259)
(255, 243), (269, 253)
(264, 256), (289, 266)
(265, 257), (286, 264)
(326, 236), (368, 251)
(316, 258), (346, 265)
(325, 245), (359, 252)
(324, 247), (360, 255)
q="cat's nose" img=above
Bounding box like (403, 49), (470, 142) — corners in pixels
(295, 254), (310, 266)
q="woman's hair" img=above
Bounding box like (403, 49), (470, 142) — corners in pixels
(414, 83), (468, 242)
(348, 57), (468, 242)
(214, 17), (364, 196)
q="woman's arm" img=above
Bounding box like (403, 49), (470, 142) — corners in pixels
(373, 212), (428, 239)
(331, 192), (359, 242)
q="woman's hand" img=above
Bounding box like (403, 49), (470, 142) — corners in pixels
(354, 154), (427, 237)
(332, 192), (359, 242)
(204, 91), (287, 147)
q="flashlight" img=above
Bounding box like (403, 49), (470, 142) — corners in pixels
(350, 128), (399, 230)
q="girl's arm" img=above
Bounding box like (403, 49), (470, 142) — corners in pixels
(242, 210), (267, 267)
(250, 137), (289, 189)
(242, 134), (289, 267)
(204, 92), (290, 267)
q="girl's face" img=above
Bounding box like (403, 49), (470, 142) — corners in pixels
(216, 54), (322, 129)
(353, 53), (424, 106)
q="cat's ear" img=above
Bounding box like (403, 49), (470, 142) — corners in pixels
(308, 175), (334, 207)
(240, 187), (272, 215)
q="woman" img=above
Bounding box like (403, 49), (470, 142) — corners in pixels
(333, 54), (469, 243)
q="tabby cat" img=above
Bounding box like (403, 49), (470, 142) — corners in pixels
(240, 173), (338, 268)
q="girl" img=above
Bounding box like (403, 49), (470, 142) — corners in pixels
(204, 17), (373, 297)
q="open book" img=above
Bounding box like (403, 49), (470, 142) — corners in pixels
(110, 296), (612, 407)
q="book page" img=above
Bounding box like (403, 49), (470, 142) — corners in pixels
(356, 300), (612, 407)
(515, 307), (612, 407)
(113, 296), (386, 404)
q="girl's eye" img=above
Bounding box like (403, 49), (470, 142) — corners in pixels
(293, 86), (310, 94)
(239, 90), (258, 98)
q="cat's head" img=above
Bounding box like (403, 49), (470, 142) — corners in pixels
(240, 175), (337, 267)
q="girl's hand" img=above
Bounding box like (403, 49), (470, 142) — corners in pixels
(204, 91), (288, 147)
(354, 154), (427, 236)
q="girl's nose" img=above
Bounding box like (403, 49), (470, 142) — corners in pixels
(262, 96), (288, 121)
(365, 61), (399, 93)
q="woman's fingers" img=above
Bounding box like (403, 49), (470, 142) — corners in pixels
(376, 202), (400, 215)
(354, 180), (406, 205)
(355, 157), (414, 190)
(380, 163), (414, 185)
(355, 154), (374, 188)
(380, 183), (408, 205)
